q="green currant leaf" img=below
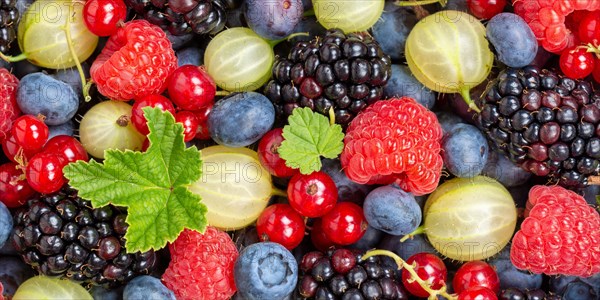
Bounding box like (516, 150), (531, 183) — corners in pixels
(63, 107), (206, 253)
(278, 107), (344, 174)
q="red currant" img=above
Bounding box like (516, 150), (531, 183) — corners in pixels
(11, 115), (49, 152)
(320, 202), (367, 245)
(258, 128), (299, 178)
(0, 162), (35, 207)
(466, 0), (506, 20)
(458, 286), (498, 300)
(83, 0), (127, 36)
(453, 261), (500, 295)
(193, 103), (213, 140)
(175, 111), (199, 142)
(43, 135), (89, 164)
(579, 11), (600, 45)
(401, 253), (447, 298)
(594, 60), (600, 83)
(26, 152), (67, 194)
(559, 47), (596, 79)
(2, 134), (38, 163)
(168, 65), (216, 111)
(256, 203), (305, 250)
(287, 171), (337, 217)
(131, 94), (176, 135)
(310, 218), (337, 251)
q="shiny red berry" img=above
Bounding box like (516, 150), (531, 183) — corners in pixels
(287, 171), (337, 218)
(0, 162), (35, 207)
(43, 135), (88, 164)
(193, 103), (213, 140)
(256, 203), (305, 250)
(175, 111), (199, 142)
(26, 152), (67, 194)
(401, 253), (447, 298)
(559, 47), (595, 79)
(11, 115), (49, 152)
(330, 248), (356, 274)
(83, 0), (127, 36)
(453, 261), (500, 295)
(2, 134), (38, 163)
(168, 65), (216, 111)
(467, 0), (506, 19)
(131, 94), (176, 135)
(458, 286), (498, 300)
(258, 128), (299, 178)
(320, 202), (367, 245)
(593, 57), (600, 83)
(310, 218), (337, 251)
(579, 11), (600, 45)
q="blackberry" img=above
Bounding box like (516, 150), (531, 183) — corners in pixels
(11, 186), (156, 287)
(499, 288), (562, 300)
(125, 0), (241, 35)
(477, 66), (600, 187)
(0, 0), (19, 52)
(297, 248), (408, 299)
(265, 29), (392, 126)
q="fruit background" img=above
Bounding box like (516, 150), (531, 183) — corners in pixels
(0, 0), (599, 299)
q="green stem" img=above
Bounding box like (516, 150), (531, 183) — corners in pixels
(83, 81), (94, 102)
(361, 250), (457, 300)
(400, 225), (426, 242)
(395, 0), (447, 6)
(215, 90), (231, 97)
(63, 5), (90, 102)
(271, 187), (287, 198)
(267, 32), (311, 48)
(459, 87), (481, 113)
(0, 52), (28, 63)
(328, 107), (335, 126)
(303, 8), (315, 17)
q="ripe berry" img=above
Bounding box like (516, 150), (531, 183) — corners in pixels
(193, 103), (213, 140)
(257, 128), (299, 178)
(453, 261), (500, 294)
(458, 286), (498, 300)
(256, 204), (305, 250)
(43, 136), (88, 164)
(131, 94), (176, 136)
(401, 253), (447, 298)
(175, 111), (199, 142)
(2, 134), (38, 163)
(579, 11), (600, 45)
(467, 0), (507, 19)
(168, 65), (216, 111)
(0, 162), (35, 207)
(559, 47), (595, 79)
(311, 219), (336, 251)
(320, 202), (367, 245)
(287, 171), (337, 218)
(330, 248), (356, 274)
(0, 68), (20, 142)
(11, 115), (49, 152)
(25, 152), (67, 194)
(83, 0), (127, 36)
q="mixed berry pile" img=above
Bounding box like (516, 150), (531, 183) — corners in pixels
(0, 0), (600, 300)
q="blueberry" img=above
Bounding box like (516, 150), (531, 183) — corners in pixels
(436, 111), (464, 135)
(441, 123), (489, 178)
(123, 275), (176, 300)
(349, 225), (384, 251)
(321, 158), (373, 206)
(482, 151), (531, 187)
(0, 202), (12, 249)
(488, 247), (542, 291)
(90, 285), (123, 300)
(177, 46), (203, 67)
(363, 185), (421, 236)
(17, 72), (79, 126)
(0, 256), (36, 297)
(383, 65), (435, 109)
(371, 4), (417, 61)
(289, 16), (327, 43)
(48, 121), (75, 140)
(378, 234), (436, 261)
(51, 64), (90, 101)
(550, 274), (600, 300)
(209, 92), (275, 147)
(244, 0), (303, 40)
(486, 13), (538, 68)
(234, 242), (298, 300)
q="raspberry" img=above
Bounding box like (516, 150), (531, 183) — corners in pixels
(340, 97), (443, 196)
(510, 185), (600, 277)
(90, 20), (177, 101)
(513, 0), (599, 54)
(162, 227), (238, 300)
(0, 68), (19, 142)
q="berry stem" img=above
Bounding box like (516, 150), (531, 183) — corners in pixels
(459, 87), (481, 113)
(0, 52), (28, 62)
(361, 249), (457, 300)
(400, 225), (426, 242)
(215, 90), (231, 97)
(328, 107), (335, 125)
(303, 8), (315, 17)
(267, 32), (311, 48)
(63, 3), (91, 102)
(271, 187), (288, 197)
(395, 0), (447, 7)
(587, 176), (600, 185)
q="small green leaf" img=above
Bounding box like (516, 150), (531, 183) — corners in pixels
(278, 107), (344, 174)
(63, 107), (206, 253)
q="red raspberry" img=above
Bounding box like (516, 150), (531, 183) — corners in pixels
(513, 0), (600, 54)
(0, 69), (20, 142)
(510, 185), (600, 277)
(340, 97), (443, 196)
(90, 20), (177, 101)
(162, 227), (238, 300)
